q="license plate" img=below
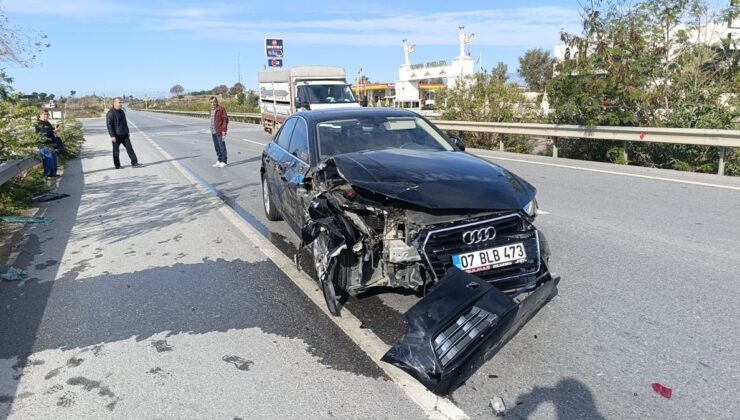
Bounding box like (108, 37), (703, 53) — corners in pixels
(452, 243), (527, 273)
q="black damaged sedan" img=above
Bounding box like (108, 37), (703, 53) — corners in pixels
(261, 108), (558, 394)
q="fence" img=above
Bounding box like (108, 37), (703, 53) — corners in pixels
(0, 159), (39, 187)
(142, 109), (261, 124)
(142, 110), (740, 175)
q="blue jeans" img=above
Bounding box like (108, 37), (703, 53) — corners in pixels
(211, 133), (227, 163)
(39, 147), (57, 177)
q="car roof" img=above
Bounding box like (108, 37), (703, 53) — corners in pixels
(294, 107), (420, 124)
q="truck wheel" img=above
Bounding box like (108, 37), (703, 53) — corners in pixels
(262, 176), (282, 221)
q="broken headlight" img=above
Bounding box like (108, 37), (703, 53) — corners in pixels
(523, 199), (537, 218)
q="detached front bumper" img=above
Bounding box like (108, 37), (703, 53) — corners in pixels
(382, 267), (559, 395)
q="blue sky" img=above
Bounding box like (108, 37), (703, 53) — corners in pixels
(1, 0), (732, 98)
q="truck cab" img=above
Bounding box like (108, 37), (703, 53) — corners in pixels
(259, 66), (360, 134)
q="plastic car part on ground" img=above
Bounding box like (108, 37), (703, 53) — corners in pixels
(0, 216), (53, 224)
(382, 267), (559, 395)
(652, 383), (673, 399)
(32, 192), (70, 202)
(1, 267), (27, 281)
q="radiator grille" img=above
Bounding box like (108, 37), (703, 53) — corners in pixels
(419, 214), (540, 283)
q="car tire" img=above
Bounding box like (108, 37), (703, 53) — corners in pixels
(262, 175), (282, 221)
(312, 230), (352, 315)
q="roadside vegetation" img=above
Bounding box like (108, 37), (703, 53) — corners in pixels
(130, 82), (260, 114)
(0, 10), (85, 218)
(439, 0), (739, 175)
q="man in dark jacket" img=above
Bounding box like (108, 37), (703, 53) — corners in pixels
(209, 96), (229, 167)
(106, 98), (143, 169)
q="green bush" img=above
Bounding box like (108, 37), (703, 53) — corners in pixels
(672, 161), (691, 172)
(606, 147), (628, 165)
(57, 119), (85, 159)
(0, 167), (49, 215)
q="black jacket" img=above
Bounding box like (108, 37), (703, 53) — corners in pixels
(35, 119), (58, 146)
(106, 108), (129, 137)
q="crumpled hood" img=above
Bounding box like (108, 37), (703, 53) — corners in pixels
(330, 149), (535, 210)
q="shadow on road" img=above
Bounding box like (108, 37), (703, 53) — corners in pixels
(81, 155), (200, 176)
(73, 174), (211, 243)
(509, 377), (605, 419)
(0, 157), (84, 405)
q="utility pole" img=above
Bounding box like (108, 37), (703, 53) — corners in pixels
(238, 53), (242, 85)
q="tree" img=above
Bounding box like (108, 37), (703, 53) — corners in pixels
(491, 62), (508, 83)
(170, 84), (185, 96)
(1, 8), (50, 67)
(229, 82), (244, 96)
(517, 48), (553, 91)
(246, 90), (259, 107)
(212, 84), (228, 96)
(547, 0), (739, 170)
(437, 72), (538, 152)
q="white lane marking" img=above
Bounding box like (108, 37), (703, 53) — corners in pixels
(129, 120), (468, 420)
(538, 210), (550, 215)
(476, 154), (740, 192)
(243, 138), (267, 146)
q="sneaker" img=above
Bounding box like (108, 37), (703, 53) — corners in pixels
(218, 162), (227, 168)
(212, 162), (221, 167)
(131, 163), (144, 168)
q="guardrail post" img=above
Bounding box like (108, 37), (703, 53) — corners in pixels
(552, 138), (558, 158)
(499, 137), (504, 152)
(622, 141), (628, 164)
(718, 147), (727, 176)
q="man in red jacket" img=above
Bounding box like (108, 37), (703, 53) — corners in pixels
(209, 96), (229, 168)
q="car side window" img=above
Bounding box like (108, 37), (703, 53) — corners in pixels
(275, 118), (297, 150)
(287, 119), (309, 162)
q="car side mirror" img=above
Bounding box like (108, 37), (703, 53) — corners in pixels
(450, 136), (465, 151)
(297, 175), (312, 193)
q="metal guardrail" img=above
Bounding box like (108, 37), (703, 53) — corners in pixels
(141, 109), (262, 124)
(433, 121), (740, 176)
(0, 158), (40, 187)
(141, 109), (740, 176)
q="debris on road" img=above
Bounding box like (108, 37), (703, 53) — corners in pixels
(489, 396), (506, 416)
(0, 216), (53, 224)
(651, 383), (673, 399)
(32, 192), (70, 202)
(382, 268), (559, 394)
(1, 267), (27, 281)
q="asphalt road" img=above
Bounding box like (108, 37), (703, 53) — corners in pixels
(2, 109), (739, 419)
(127, 110), (740, 419)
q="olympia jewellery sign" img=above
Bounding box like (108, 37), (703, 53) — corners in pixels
(410, 60), (448, 70)
(265, 38), (284, 58)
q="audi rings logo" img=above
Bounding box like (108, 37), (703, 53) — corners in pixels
(462, 227), (496, 245)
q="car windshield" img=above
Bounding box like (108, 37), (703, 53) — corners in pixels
(304, 85), (356, 104)
(316, 116), (454, 161)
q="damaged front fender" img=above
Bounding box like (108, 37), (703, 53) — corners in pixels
(300, 193), (359, 316)
(382, 267), (559, 395)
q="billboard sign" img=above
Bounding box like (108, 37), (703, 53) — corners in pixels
(265, 38), (284, 57)
(268, 58), (283, 68)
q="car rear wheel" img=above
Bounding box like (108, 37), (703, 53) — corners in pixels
(262, 176), (282, 221)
